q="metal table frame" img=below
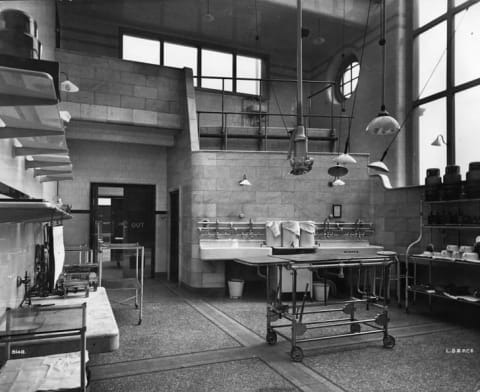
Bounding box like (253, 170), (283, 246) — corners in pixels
(1, 303), (88, 391)
(98, 243), (144, 325)
(235, 254), (396, 362)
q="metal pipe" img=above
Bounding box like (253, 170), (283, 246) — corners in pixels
(298, 317), (377, 329)
(296, 329), (383, 343)
(296, 0), (303, 127)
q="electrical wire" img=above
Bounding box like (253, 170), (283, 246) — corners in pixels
(377, 5), (470, 162)
(344, 0), (373, 154)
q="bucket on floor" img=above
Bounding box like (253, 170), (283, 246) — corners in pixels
(313, 282), (329, 301)
(228, 279), (244, 299)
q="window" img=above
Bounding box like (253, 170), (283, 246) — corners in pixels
(164, 42), (198, 86)
(417, 99), (447, 180)
(236, 55), (262, 95)
(122, 35), (160, 65)
(121, 32), (263, 95)
(335, 55), (360, 102)
(413, 0), (480, 184)
(201, 49), (233, 91)
(414, 22), (446, 99)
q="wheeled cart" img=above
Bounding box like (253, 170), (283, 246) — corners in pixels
(234, 253), (396, 362)
(99, 243), (144, 325)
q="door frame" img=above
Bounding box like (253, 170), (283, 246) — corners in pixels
(168, 187), (181, 284)
(90, 182), (156, 278)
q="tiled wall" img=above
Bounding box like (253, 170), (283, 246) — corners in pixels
(54, 50), (189, 274)
(56, 49), (184, 131)
(371, 184), (423, 256)
(182, 151), (373, 289)
(59, 139), (169, 273)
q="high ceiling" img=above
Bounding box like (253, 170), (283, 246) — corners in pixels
(57, 0), (376, 70)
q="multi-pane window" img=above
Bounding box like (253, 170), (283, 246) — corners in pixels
(201, 49), (233, 91)
(121, 33), (263, 95)
(122, 35), (160, 65)
(339, 60), (359, 100)
(414, 0), (480, 184)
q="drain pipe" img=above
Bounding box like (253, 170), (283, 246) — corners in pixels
(289, 0), (313, 175)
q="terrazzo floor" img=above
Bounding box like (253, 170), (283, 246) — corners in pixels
(88, 278), (480, 392)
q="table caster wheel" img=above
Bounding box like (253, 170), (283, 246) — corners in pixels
(290, 346), (304, 362)
(350, 322), (361, 333)
(138, 319), (142, 326)
(266, 330), (277, 345)
(383, 335), (395, 348)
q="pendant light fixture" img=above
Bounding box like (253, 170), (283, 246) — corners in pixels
(334, 0), (356, 166)
(335, 0), (373, 166)
(431, 134), (447, 146)
(365, 0), (400, 135)
(203, 0), (215, 23)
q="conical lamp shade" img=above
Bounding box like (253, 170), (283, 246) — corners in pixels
(239, 174), (252, 186)
(334, 153), (357, 165)
(431, 135), (446, 146)
(327, 164), (348, 178)
(332, 178), (345, 186)
(365, 110), (400, 135)
(368, 160), (389, 172)
(60, 80), (80, 93)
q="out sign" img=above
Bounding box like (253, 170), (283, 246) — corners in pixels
(131, 222), (144, 229)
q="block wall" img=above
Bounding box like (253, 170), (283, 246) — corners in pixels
(59, 139), (169, 273)
(182, 151), (373, 289)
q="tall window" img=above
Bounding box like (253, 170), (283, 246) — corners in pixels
(414, 0), (480, 184)
(122, 35), (160, 65)
(121, 33), (263, 95)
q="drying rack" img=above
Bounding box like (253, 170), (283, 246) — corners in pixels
(234, 253), (396, 362)
(99, 243), (144, 325)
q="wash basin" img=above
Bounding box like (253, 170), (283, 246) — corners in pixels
(199, 239), (272, 260)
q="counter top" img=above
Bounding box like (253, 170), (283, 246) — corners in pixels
(1, 287), (119, 359)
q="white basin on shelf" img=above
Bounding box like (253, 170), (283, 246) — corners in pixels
(199, 239), (272, 260)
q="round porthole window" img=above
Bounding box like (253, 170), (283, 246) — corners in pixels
(335, 54), (360, 102)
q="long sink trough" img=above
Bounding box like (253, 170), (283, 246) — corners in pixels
(199, 239), (272, 260)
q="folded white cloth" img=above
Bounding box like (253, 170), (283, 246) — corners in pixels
(265, 221), (281, 237)
(299, 221), (316, 234)
(282, 221), (300, 236)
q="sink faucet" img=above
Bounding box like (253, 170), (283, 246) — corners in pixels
(323, 215), (332, 237)
(248, 218), (254, 238)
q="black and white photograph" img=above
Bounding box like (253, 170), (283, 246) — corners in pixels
(0, 0), (479, 391)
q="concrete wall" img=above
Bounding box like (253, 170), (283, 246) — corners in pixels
(182, 151), (373, 289)
(56, 50), (184, 131)
(54, 50), (188, 274)
(59, 139), (169, 273)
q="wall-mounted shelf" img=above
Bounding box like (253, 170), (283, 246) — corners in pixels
(0, 200), (71, 223)
(425, 198), (480, 204)
(424, 224), (480, 230)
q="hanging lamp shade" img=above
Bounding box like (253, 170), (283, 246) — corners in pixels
(334, 153), (357, 165)
(332, 178), (346, 186)
(431, 134), (447, 146)
(367, 160), (389, 172)
(366, 0), (400, 136)
(365, 108), (400, 135)
(328, 164), (348, 178)
(239, 174), (252, 186)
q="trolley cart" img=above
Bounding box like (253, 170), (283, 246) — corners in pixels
(99, 243), (144, 325)
(234, 253), (396, 362)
